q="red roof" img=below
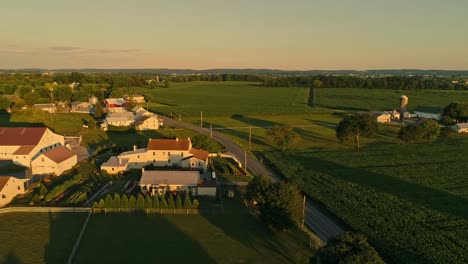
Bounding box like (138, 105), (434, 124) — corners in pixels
(43, 146), (76, 163)
(0, 176), (11, 191)
(147, 138), (190, 151)
(189, 148), (209, 161)
(0, 127), (47, 146)
(13, 145), (36, 155)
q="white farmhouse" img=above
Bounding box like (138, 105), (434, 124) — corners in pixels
(453, 123), (468, 133)
(101, 138), (209, 175)
(0, 176), (28, 207)
(0, 127), (77, 176)
(104, 112), (135, 127)
(374, 112), (391, 123)
(31, 146), (77, 176)
(134, 115), (159, 131)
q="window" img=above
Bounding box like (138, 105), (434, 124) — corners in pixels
(17, 186), (20, 190)
(191, 163), (194, 166)
(41, 158), (44, 162)
(163, 152), (165, 156)
(112, 168), (115, 171)
(153, 159), (155, 163)
(168, 152), (171, 156)
(198, 162), (201, 166)
(181, 152), (184, 157)
(153, 152), (155, 156)
(1, 194), (5, 199)
(168, 159), (171, 164)
(137, 155), (140, 159)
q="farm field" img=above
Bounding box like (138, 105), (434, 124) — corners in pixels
(74, 197), (314, 264)
(263, 138), (468, 264)
(0, 213), (87, 264)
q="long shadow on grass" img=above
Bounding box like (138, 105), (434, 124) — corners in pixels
(43, 212), (89, 264)
(199, 195), (301, 263)
(70, 213), (216, 264)
(306, 157), (468, 220)
(210, 122), (270, 149)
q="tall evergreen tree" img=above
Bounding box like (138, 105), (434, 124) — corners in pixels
(104, 194), (113, 208)
(175, 195), (183, 209)
(152, 195), (160, 209)
(98, 198), (105, 209)
(192, 199), (200, 209)
(128, 195), (136, 208)
(39, 184), (48, 197)
(136, 194), (145, 209)
(113, 193), (121, 208)
(160, 195), (168, 209)
(167, 194), (175, 209)
(145, 195), (153, 208)
(121, 194), (129, 208)
(183, 194), (192, 209)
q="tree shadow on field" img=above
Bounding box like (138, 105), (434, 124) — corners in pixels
(294, 127), (337, 144)
(231, 114), (278, 128)
(69, 213), (216, 264)
(210, 121), (271, 149)
(199, 194), (300, 263)
(308, 157), (468, 220)
(1, 251), (22, 264)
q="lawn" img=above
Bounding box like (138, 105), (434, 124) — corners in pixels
(0, 213), (87, 264)
(263, 137), (468, 264)
(74, 197), (315, 264)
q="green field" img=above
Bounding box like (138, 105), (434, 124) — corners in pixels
(263, 138), (468, 263)
(0, 213), (87, 264)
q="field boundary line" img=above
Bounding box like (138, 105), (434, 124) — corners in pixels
(67, 210), (92, 264)
(0, 207), (91, 215)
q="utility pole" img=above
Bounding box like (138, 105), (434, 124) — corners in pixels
(302, 195), (306, 228)
(244, 151), (247, 172)
(249, 127), (252, 151)
(170, 109), (173, 119)
(210, 124), (213, 138)
(200, 110), (203, 127)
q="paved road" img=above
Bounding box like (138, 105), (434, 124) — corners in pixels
(161, 116), (345, 241)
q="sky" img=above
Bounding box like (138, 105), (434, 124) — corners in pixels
(1, 0), (467, 70)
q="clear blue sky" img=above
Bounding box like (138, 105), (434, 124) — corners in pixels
(1, 0), (467, 69)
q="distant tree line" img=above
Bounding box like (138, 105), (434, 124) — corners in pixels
(261, 75), (468, 90)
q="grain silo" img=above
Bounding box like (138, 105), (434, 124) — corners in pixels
(400, 95), (408, 112)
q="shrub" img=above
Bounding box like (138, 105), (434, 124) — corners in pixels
(175, 195), (183, 209)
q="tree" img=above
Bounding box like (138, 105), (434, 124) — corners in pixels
(336, 113), (378, 148)
(104, 194), (113, 208)
(160, 195), (168, 209)
(246, 175), (271, 204)
(167, 194), (175, 209)
(39, 184), (48, 197)
(32, 194), (41, 203)
(92, 201), (99, 208)
(175, 195), (183, 209)
(136, 194), (145, 210)
(24, 92), (39, 105)
(267, 125), (296, 150)
(399, 124), (425, 144)
(55, 85), (72, 102)
(152, 195), (160, 209)
(192, 199), (200, 209)
(165, 80), (170, 88)
(0, 96), (10, 110)
(311, 232), (384, 264)
(94, 103), (104, 119)
(121, 194), (129, 208)
(258, 183), (302, 230)
(312, 79), (322, 89)
(442, 102), (468, 124)
(98, 199), (105, 209)
(145, 195), (153, 208)
(113, 193), (121, 208)
(128, 195), (136, 208)
(421, 119), (440, 143)
(183, 194), (192, 209)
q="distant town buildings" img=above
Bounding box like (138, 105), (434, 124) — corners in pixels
(124, 94), (145, 103)
(104, 98), (127, 113)
(33, 103), (57, 113)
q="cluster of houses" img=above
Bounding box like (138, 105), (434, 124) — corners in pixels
(0, 127), (79, 206)
(101, 137), (216, 197)
(100, 105), (162, 131)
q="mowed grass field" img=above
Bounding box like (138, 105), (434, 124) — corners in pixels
(263, 138), (468, 263)
(0, 213), (87, 264)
